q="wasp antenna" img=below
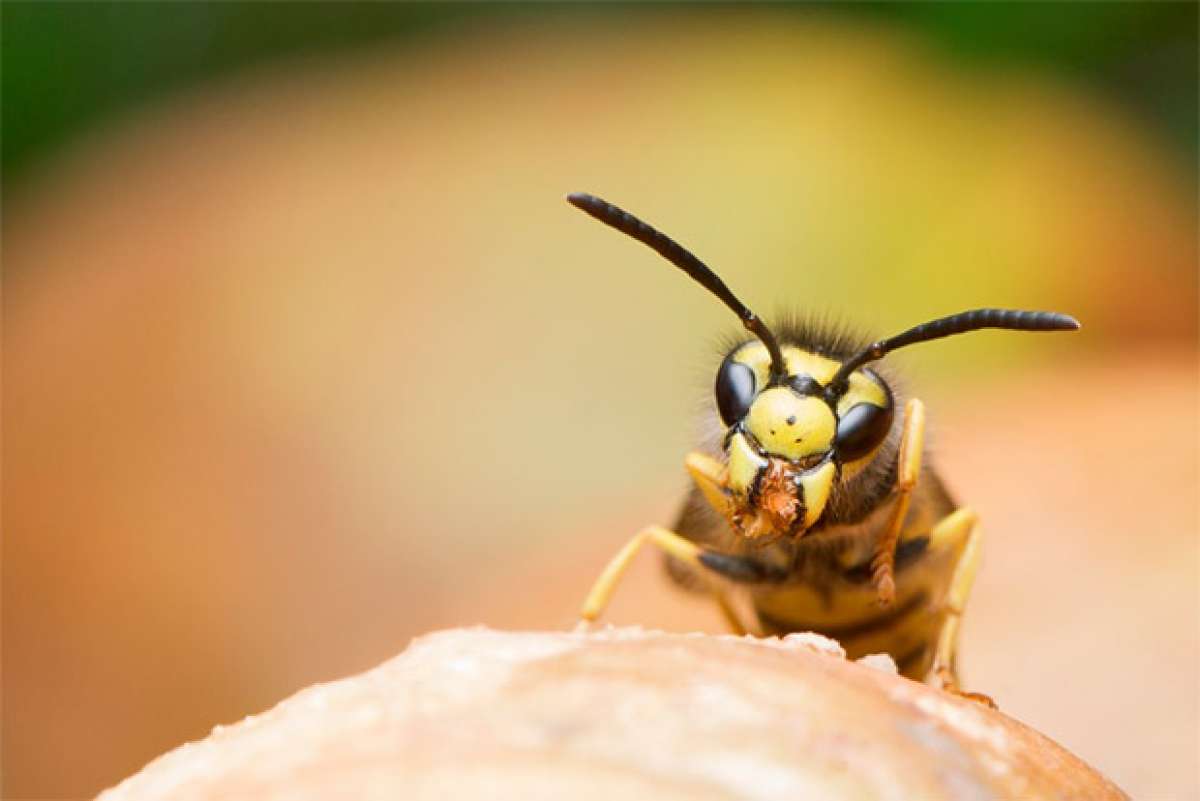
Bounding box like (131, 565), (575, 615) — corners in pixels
(828, 308), (1081, 394)
(567, 192), (787, 380)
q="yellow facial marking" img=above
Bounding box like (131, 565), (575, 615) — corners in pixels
(731, 343), (888, 415)
(727, 432), (767, 496)
(798, 460), (837, 528)
(733, 343), (842, 387)
(835, 381), (888, 418)
(745, 388), (836, 461)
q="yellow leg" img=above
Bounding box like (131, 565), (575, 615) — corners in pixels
(926, 507), (995, 707)
(872, 398), (926, 606)
(582, 452), (753, 632)
(685, 451), (731, 518)
(713, 591), (748, 636)
(684, 452), (753, 633)
(579, 524), (744, 626)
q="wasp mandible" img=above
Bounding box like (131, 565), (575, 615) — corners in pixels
(568, 192), (1078, 701)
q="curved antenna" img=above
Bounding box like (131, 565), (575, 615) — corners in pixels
(826, 308), (1080, 395)
(567, 192), (787, 381)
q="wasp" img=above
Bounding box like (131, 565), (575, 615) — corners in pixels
(568, 192), (1079, 702)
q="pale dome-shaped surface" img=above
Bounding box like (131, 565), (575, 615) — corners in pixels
(99, 628), (1126, 801)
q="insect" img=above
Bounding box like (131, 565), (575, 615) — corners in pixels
(567, 192), (1079, 701)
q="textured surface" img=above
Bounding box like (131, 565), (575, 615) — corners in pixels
(99, 627), (1126, 801)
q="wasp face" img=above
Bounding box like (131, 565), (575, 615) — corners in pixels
(715, 342), (894, 542)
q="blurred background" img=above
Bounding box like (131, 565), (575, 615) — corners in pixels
(3, 4), (1197, 799)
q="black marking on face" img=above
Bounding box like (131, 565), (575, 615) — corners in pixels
(790, 473), (808, 536)
(741, 435), (770, 509)
(746, 463), (763, 509)
(788, 374), (823, 396)
(786, 415), (796, 425)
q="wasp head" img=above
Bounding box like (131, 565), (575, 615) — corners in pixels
(716, 342), (894, 542)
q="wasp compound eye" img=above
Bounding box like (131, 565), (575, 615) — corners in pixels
(716, 358), (756, 426)
(835, 402), (895, 462)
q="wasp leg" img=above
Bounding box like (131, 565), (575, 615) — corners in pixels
(927, 507), (996, 708)
(713, 591), (749, 636)
(872, 398), (926, 607)
(580, 524), (753, 633)
(685, 451), (732, 518)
